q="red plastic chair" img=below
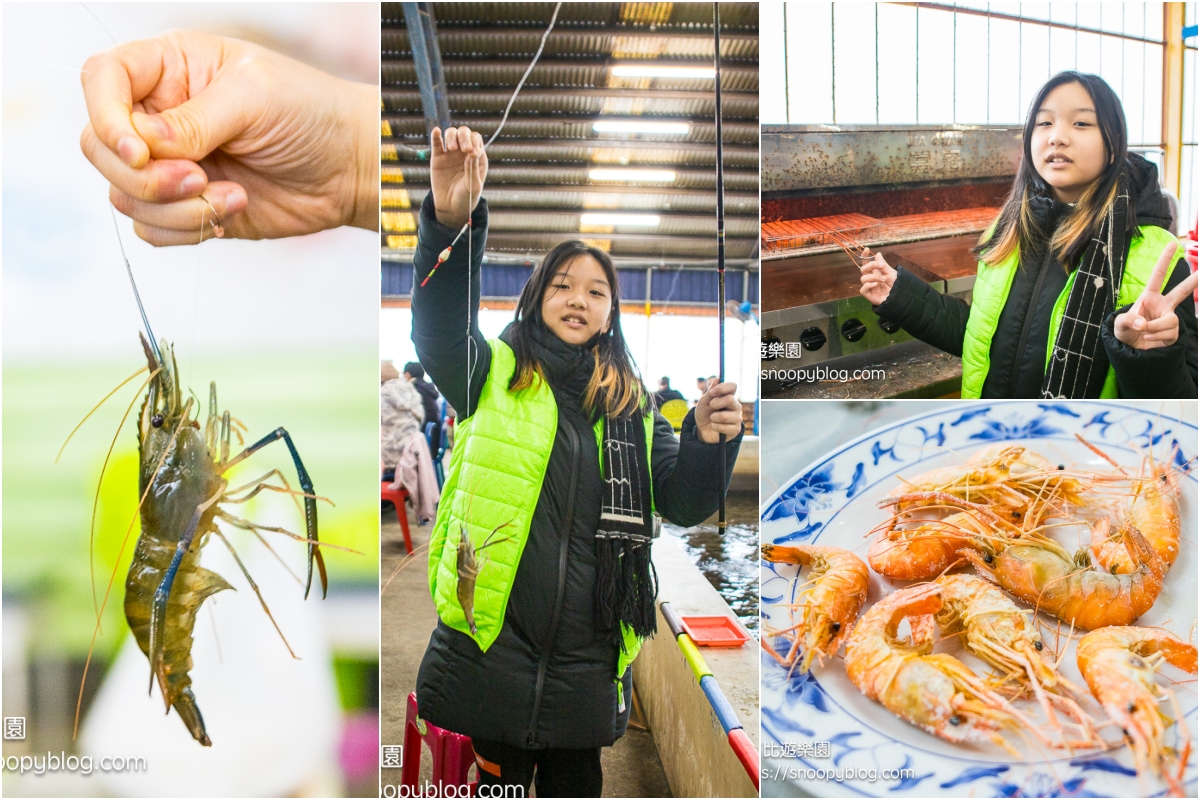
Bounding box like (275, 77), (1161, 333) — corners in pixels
(381, 481), (413, 554)
(400, 692), (477, 795)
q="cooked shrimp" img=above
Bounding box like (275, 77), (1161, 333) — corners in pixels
(934, 573), (1100, 748)
(961, 522), (1165, 630)
(843, 583), (1037, 755)
(1094, 462), (1181, 575)
(869, 506), (1008, 581)
(883, 444), (1094, 526)
(761, 544), (869, 673)
(1077, 626), (1197, 797)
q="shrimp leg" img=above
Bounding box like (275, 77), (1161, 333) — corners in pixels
(222, 427), (325, 599)
(148, 486), (225, 701)
(211, 530), (297, 659)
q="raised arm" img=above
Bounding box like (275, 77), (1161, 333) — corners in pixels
(410, 127), (491, 417)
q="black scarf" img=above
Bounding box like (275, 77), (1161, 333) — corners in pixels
(506, 321), (657, 648)
(1041, 174), (1133, 399)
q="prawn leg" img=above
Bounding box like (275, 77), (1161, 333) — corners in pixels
(147, 487), (225, 723)
(222, 427), (325, 599)
(211, 530), (297, 659)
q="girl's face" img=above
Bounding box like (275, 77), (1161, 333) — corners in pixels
(540, 254), (613, 346)
(1031, 81), (1109, 203)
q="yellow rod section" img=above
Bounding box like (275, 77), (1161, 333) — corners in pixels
(1162, 3), (1185, 197)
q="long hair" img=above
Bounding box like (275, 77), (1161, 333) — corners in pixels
(976, 71), (1135, 269)
(507, 241), (646, 420)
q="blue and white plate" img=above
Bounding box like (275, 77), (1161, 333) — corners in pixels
(761, 402), (1197, 798)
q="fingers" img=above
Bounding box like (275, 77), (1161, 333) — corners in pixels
(81, 123), (209, 203)
(81, 40), (170, 169)
(110, 181), (247, 236)
(441, 126), (479, 156)
(129, 82), (252, 162)
(705, 381), (738, 399)
(131, 219), (225, 247)
(1162, 269), (1199, 311)
(1141, 240), (1180, 298)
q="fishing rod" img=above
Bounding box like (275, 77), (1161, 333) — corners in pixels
(660, 602), (759, 790)
(713, 2), (727, 534)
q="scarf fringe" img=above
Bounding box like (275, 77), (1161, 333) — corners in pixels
(594, 534), (658, 648)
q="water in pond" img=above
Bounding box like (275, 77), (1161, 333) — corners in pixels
(662, 493), (759, 634)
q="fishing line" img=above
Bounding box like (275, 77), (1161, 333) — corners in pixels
(486, 1), (561, 148)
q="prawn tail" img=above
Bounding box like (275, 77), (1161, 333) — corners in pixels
(173, 687), (212, 747)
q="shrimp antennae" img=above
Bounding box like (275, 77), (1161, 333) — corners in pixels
(110, 206), (163, 368)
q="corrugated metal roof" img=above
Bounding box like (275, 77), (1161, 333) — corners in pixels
(385, 165), (758, 192)
(382, 61), (759, 93)
(383, 186), (758, 215)
(383, 262), (760, 303)
(382, 1), (758, 272)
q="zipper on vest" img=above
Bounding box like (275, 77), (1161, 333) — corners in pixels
(526, 421), (581, 748)
(1008, 247), (1055, 398)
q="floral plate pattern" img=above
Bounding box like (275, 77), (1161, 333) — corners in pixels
(760, 402), (1197, 798)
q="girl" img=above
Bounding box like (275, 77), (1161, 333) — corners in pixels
(860, 72), (1198, 399)
(409, 126), (744, 796)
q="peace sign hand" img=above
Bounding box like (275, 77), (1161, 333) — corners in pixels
(1113, 241), (1199, 350)
(430, 126), (488, 229)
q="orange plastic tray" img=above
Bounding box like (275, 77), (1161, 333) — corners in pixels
(680, 615), (749, 647)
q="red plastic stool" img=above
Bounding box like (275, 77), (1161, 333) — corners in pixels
(381, 481), (413, 554)
(400, 692), (477, 795)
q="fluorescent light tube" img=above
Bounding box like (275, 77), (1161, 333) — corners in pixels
(611, 65), (716, 79)
(580, 213), (661, 227)
(588, 169), (677, 182)
(592, 120), (690, 134)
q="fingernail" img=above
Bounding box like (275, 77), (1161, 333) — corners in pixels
(117, 136), (141, 166)
(179, 174), (205, 197)
(225, 187), (248, 214)
(1134, 318), (1145, 330)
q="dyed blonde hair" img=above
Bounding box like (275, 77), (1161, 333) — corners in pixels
(508, 241), (646, 420)
(977, 72), (1135, 270)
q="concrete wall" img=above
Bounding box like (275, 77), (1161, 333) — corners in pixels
(633, 537), (759, 798)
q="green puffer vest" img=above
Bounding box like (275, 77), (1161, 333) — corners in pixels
(961, 225), (1181, 398)
(427, 339), (655, 691)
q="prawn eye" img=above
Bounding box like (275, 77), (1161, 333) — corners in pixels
(1034, 641), (1043, 651)
(949, 714), (962, 726)
(1011, 511), (1020, 518)
(829, 621), (841, 633)
(983, 553), (994, 565)
(1057, 464), (1065, 470)
(1128, 702), (1136, 713)
(1111, 564), (1119, 575)
(151, 413), (164, 428)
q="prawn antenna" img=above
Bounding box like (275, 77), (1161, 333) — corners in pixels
(110, 205), (163, 367)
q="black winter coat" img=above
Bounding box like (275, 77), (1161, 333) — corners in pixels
(873, 155), (1198, 398)
(409, 193), (742, 750)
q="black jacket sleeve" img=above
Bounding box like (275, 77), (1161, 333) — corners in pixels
(873, 265), (973, 357)
(410, 193), (491, 419)
(650, 408), (743, 528)
(1101, 257), (1199, 399)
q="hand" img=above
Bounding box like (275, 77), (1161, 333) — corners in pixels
(430, 126), (488, 229)
(694, 381), (743, 444)
(1113, 241), (1199, 349)
(80, 31), (378, 246)
(858, 248), (896, 305)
